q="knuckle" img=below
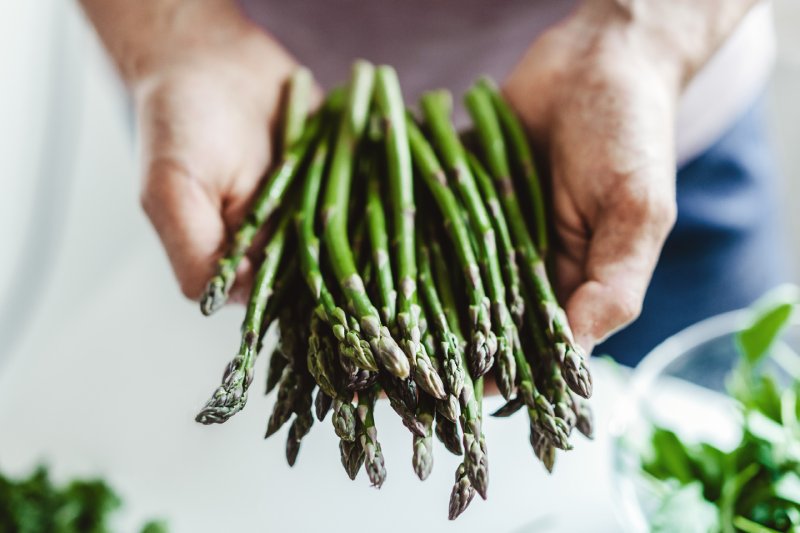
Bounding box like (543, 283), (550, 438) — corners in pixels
(613, 287), (643, 325)
(615, 181), (675, 231)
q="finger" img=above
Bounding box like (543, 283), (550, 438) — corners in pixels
(141, 157), (230, 299)
(564, 189), (676, 352)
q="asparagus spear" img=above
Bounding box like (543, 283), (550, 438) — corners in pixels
(572, 393), (594, 439)
(378, 372), (426, 437)
(476, 78), (548, 256)
(428, 226), (489, 500)
(332, 397), (358, 442)
(196, 212), (292, 425)
(416, 225), (465, 418)
(530, 425), (556, 473)
(406, 115), (496, 378)
(365, 158), (397, 324)
(464, 85), (592, 399)
(420, 91), (517, 397)
(200, 108), (326, 315)
(281, 67), (313, 155)
(320, 60), (409, 379)
(340, 437), (366, 480)
(435, 415), (464, 456)
(295, 128), (376, 373)
(448, 463), (476, 520)
(315, 389), (333, 421)
(375, 68), (446, 400)
(265, 353), (288, 395)
(265, 366), (301, 438)
(467, 151), (524, 327)
(357, 386), (387, 488)
(286, 375), (315, 466)
(413, 392), (435, 481)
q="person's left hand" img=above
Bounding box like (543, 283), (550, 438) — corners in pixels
(503, 3), (683, 353)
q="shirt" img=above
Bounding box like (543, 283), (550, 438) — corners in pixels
(239, 0), (775, 165)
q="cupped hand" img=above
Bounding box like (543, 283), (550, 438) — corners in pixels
(504, 7), (682, 353)
(131, 6), (303, 301)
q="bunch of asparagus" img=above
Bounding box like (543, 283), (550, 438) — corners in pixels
(194, 60), (594, 519)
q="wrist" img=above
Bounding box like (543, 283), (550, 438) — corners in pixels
(566, 0), (760, 92)
(83, 0), (265, 86)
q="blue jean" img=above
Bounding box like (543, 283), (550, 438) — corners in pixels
(597, 96), (790, 366)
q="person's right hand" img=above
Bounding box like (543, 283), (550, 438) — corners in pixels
(126, 3), (303, 301)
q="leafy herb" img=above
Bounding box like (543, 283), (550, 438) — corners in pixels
(643, 286), (800, 532)
(0, 465), (166, 533)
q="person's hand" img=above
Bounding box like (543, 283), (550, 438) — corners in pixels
(503, 4), (684, 353)
(124, 3), (302, 300)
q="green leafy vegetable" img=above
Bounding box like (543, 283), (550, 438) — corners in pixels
(0, 465), (166, 533)
(651, 482), (719, 533)
(642, 286), (800, 532)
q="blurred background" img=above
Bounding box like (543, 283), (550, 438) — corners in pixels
(1, 1), (798, 531)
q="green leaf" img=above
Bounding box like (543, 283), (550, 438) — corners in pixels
(736, 285), (799, 366)
(650, 482), (719, 533)
(644, 428), (695, 484)
(775, 472), (800, 506)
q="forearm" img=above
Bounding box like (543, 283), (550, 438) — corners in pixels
(78, 0), (278, 85)
(567, 0), (764, 90)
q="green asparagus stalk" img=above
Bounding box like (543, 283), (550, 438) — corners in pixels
(196, 212), (292, 425)
(332, 397), (358, 442)
(530, 426), (556, 473)
(374, 66), (415, 338)
(365, 158), (397, 324)
(295, 129), (376, 373)
(321, 60), (409, 379)
(406, 115), (496, 377)
(286, 373), (315, 466)
(413, 392), (435, 481)
(464, 85), (592, 399)
(416, 226), (465, 421)
(315, 389), (333, 421)
(357, 386), (387, 488)
(339, 438), (366, 480)
(265, 352), (288, 395)
(491, 395), (524, 418)
(420, 91), (518, 396)
(281, 67), (313, 155)
(428, 225), (489, 500)
(467, 151), (524, 327)
(572, 393), (594, 439)
(435, 415), (464, 456)
(475, 78), (548, 256)
(307, 313), (345, 401)
(265, 365), (301, 438)
(379, 373), (426, 437)
(200, 110), (325, 316)
(448, 463), (476, 520)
